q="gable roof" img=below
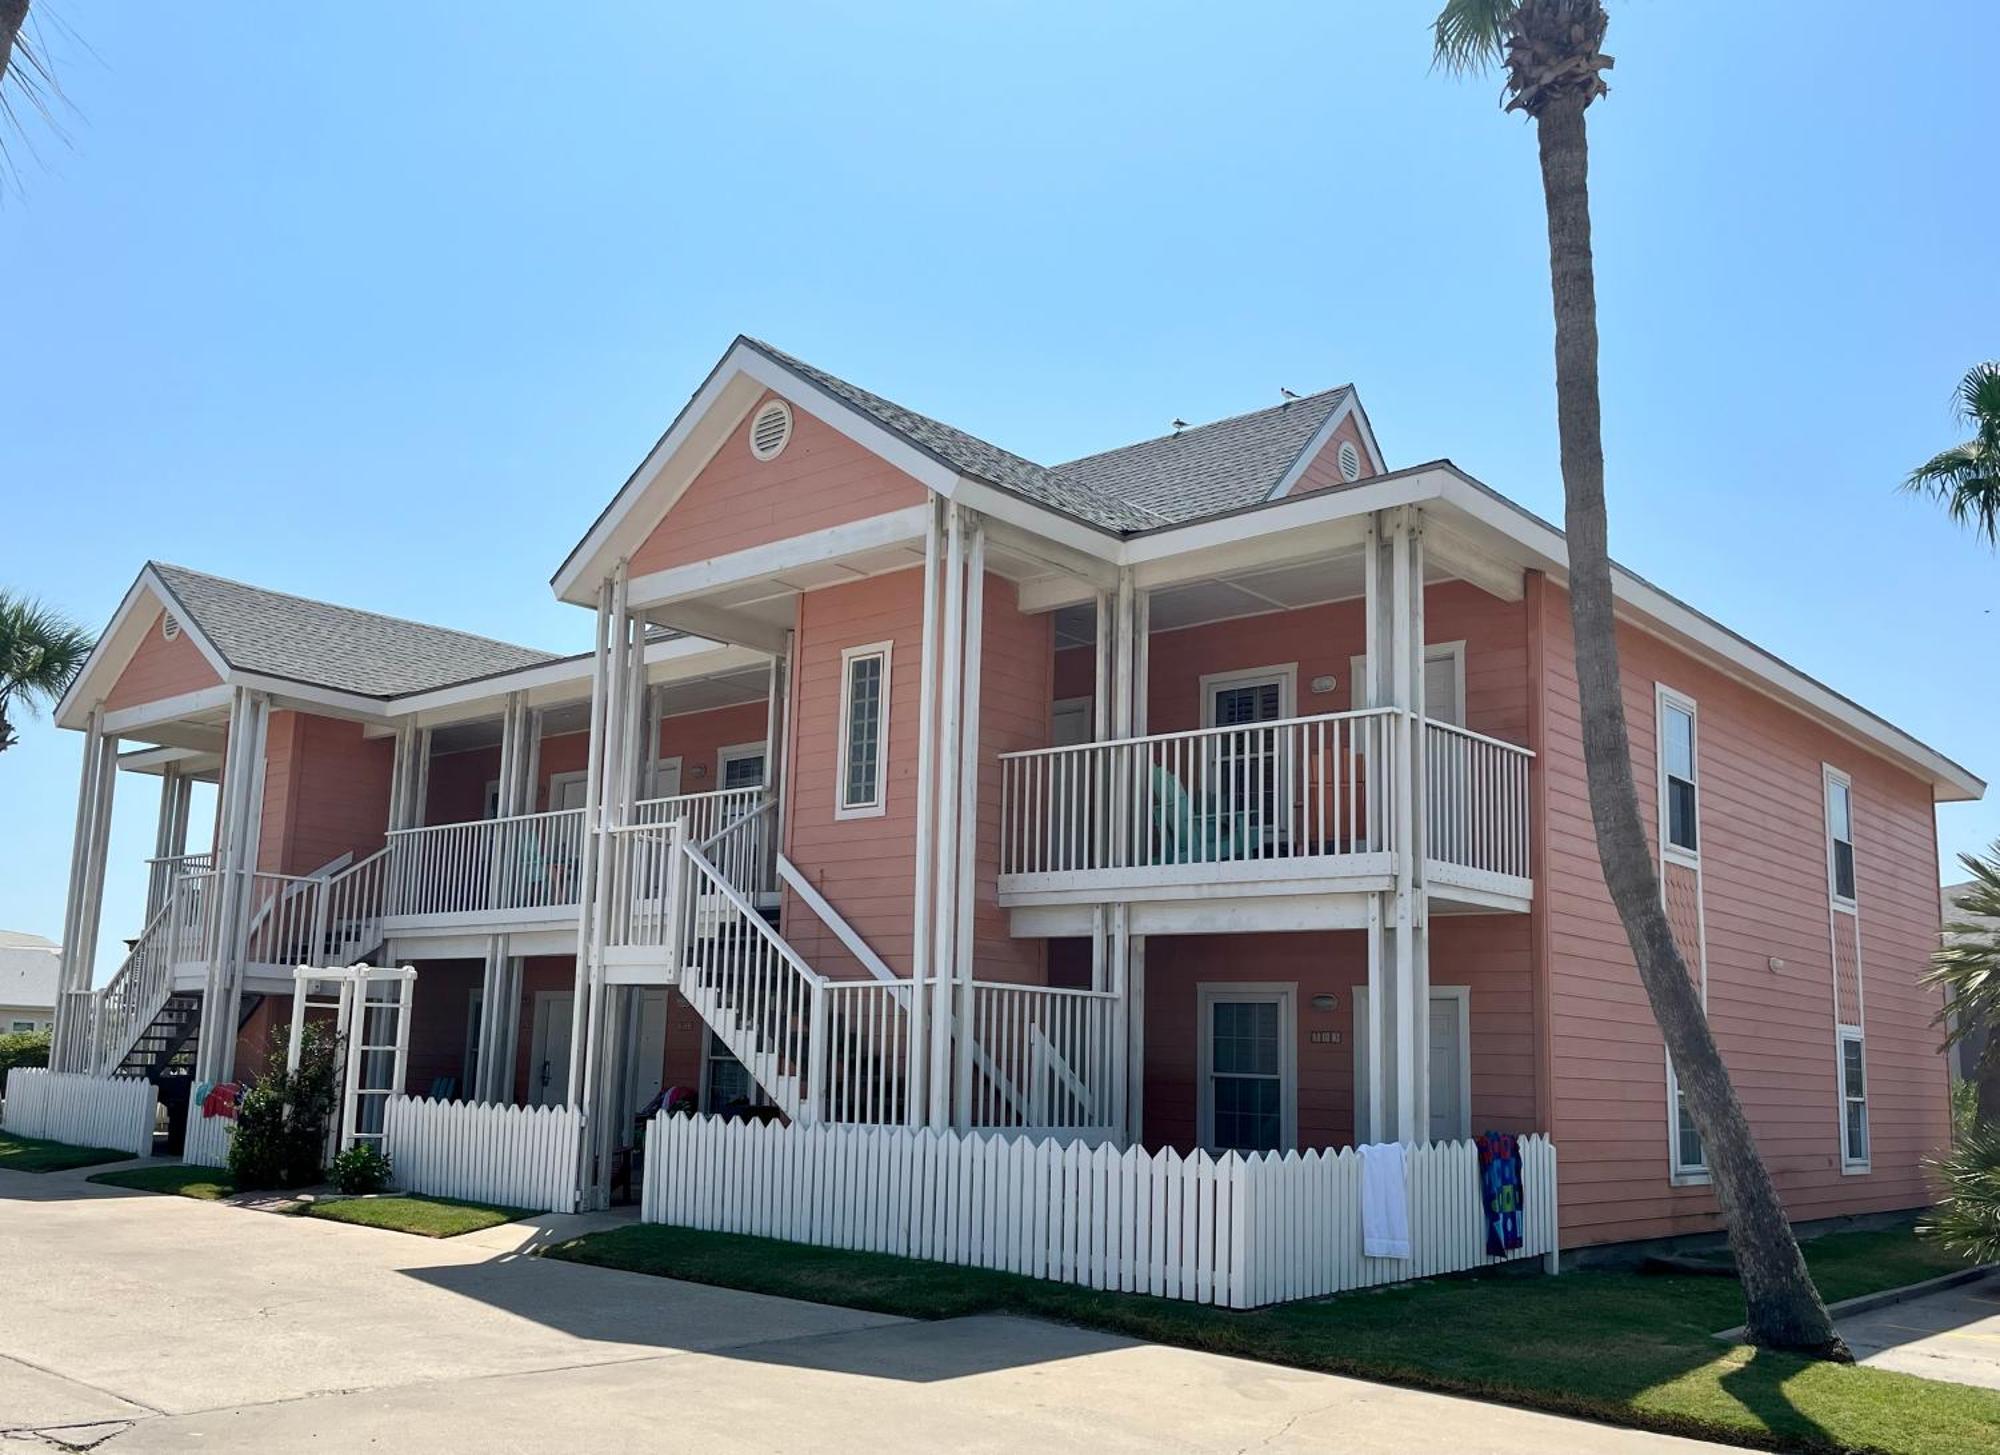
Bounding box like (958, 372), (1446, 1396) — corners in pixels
(1056, 388), (1354, 525)
(147, 563), (558, 699)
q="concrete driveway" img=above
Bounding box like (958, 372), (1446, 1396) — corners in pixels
(1839, 1271), (2000, 1390)
(0, 1162), (1719, 1454)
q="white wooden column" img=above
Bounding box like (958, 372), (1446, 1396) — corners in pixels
(1126, 587), (1150, 1147)
(951, 516), (986, 1129)
(908, 499), (942, 1126)
(927, 502), (966, 1131)
(567, 577), (615, 1109)
(52, 710), (116, 1072)
(198, 688), (269, 1086)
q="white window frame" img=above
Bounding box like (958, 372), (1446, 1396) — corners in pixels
(547, 769), (589, 813)
(482, 778), (501, 820)
(1195, 982), (1298, 1154)
(1350, 985), (1473, 1144)
(1824, 765), (1857, 908)
(834, 640), (893, 820)
(1655, 684), (1701, 866)
(701, 1025), (770, 1111)
(1838, 1026), (1870, 1173)
(1199, 663), (1298, 727)
(1346, 641), (1466, 725)
(717, 740), (768, 791)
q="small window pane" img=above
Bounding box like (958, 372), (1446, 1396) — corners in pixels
(842, 654), (885, 808)
(1668, 778), (1699, 853)
(1833, 840), (1856, 901)
(1664, 705), (1695, 782)
(1828, 781), (1852, 843)
(1676, 1091), (1705, 1170)
(1842, 1038), (1865, 1098)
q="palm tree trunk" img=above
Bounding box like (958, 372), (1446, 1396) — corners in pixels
(0, 2), (27, 85)
(1534, 92), (1846, 1358)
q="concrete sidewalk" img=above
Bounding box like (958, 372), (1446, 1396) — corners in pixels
(1, 1164), (1721, 1453)
(1840, 1271), (2000, 1390)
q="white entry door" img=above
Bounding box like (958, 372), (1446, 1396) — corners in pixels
(622, 989), (670, 1123)
(650, 756), (683, 801)
(549, 771), (591, 812)
(1351, 987), (1471, 1143)
(529, 992), (574, 1108)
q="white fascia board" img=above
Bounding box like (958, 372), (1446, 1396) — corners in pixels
(1433, 472), (1985, 803)
(99, 684), (234, 736)
(116, 744), (223, 776)
(952, 476), (1125, 561)
(57, 567), (231, 729)
(626, 504), (930, 611)
(381, 636), (762, 730)
(1262, 393), (1365, 502)
(226, 674), (400, 725)
(733, 349), (963, 497)
(1122, 466), (1449, 568)
(551, 355), (767, 605)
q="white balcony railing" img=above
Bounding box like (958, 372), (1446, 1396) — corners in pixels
(999, 708), (1398, 880)
(386, 808), (588, 922)
(633, 786), (773, 899)
(999, 709), (1533, 892)
(1423, 720), (1534, 883)
(144, 851), (213, 921)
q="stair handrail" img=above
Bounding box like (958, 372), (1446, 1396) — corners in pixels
(692, 795), (777, 901)
(312, 846), (392, 966)
(91, 894), (178, 1075)
(678, 835), (830, 1121)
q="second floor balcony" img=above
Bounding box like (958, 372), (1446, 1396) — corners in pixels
(997, 708), (1532, 915)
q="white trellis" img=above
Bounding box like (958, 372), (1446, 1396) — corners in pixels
(289, 964), (417, 1153)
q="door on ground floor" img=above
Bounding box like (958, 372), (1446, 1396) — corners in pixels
(1351, 986), (1471, 1144)
(620, 989), (669, 1127)
(528, 992), (574, 1108)
(1196, 983), (1298, 1155)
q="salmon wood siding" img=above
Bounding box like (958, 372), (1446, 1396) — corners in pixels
(256, 712), (394, 876)
(1533, 579), (1949, 1248)
(1139, 918), (1536, 1154)
(103, 608), (220, 711)
(629, 390), (928, 578)
(1282, 413), (1376, 498)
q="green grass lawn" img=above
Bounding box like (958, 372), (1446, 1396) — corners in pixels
(88, 1163), (238, 1200)
(549, 1221), (1999, 1455)
(0, 1131), (137, 1173)
(304, 1194), (526, 1238)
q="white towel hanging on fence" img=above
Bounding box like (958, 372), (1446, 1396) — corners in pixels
(1359, 1141), (1410, 1259)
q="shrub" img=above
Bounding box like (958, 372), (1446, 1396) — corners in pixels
(1922, 1124), (2000, 1265)
(329, 1143), (392, 1195)
(0, 1028), (51, 1078)
(226, 1020), (342, 1191)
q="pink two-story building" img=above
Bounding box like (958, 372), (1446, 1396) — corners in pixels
(46, 336), (1980, 1254)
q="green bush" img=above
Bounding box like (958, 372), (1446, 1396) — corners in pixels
(226, 1021), (341, 1191)
(329, 1142), (392, 1195)
(1922, 1124), (2000, 1264)
(0, 1028), (51, 1078)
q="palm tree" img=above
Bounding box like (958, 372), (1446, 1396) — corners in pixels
(0, 591), (93, 753)
(1921, 1127), (2000, 1264)
(1431, 0), (1844, 1356)
(1903, 363), (2000, 544)
(1925, 845), (2000, 1127)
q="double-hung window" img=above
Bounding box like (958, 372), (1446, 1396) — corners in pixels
(1660, 695), (1699, 858)
(835, 642), (892, 818)
(1657, 686), (1706, 1180)
(1839, 1032), (1869, 1168)
(1826, 771), (1856, 904)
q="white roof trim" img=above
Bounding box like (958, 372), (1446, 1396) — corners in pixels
(1261, 393), (1383, 502)
(551, 339), (970, 606)
(56, 566), (231, 729)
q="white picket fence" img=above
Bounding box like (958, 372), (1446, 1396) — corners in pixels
(2, 1068), (157, 1159)
(641, 1117), (1557, 1309)
(381, 1097), (581, 1213)
(182, 1105), (232, 1168)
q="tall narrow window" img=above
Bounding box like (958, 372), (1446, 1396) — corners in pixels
(1826, 771), (1856, 903)
(835, 642), (892, 818)
(1660, 695), (1699, 856)
(1839, 1032), (1869, 1169)
(1198, 984), (1295, 1154)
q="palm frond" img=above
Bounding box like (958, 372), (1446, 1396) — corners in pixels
(1955, 362), (2000, 447)
(0, 589), (94, 717)
(1902, 440), (2000, 545)
(1924, 845), (2000, 1044)
(1432, 0), (1517, 74)
(1920, 1125), (2000, 1265)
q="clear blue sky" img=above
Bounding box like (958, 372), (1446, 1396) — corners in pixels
(3, 2), (1995, 981)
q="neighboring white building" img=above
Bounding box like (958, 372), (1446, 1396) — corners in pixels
(0, 931), (60, 1035)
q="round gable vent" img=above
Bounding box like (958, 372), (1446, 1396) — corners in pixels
(161, 613), (181, 642)
(749, 399), (794, 461)
(1337, 439), (1362, 482)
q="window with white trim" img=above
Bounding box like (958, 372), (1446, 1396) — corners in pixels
(1825, 769), (1856, 904)
(718, 741), (767, 791)
(1659, 691), (1699, 857)
(1672, 1081), (1706, 1178)
(835, 642), (892, 818)
(1197, 984), (1296, 1154)
(1839, 1030), (1869, 1169)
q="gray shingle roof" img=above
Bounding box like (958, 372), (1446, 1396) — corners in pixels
(150, 563), (558, 699)
(744, 339), (1358, 535)
(1055, 388), (1352, 525)
(744, 339), (1169, 532)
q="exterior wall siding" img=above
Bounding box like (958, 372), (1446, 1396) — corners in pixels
(103, 608), (221, 711)
(255, 712), (394, 877)
(628, 390), (928, 578)
(1534, 581), (1950, 1247)
(1282, 413), (1377, 498)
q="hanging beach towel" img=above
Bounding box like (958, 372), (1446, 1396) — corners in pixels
(1477, 1131), (1524, 1256)
(1358, 1141), (1410, 1259)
